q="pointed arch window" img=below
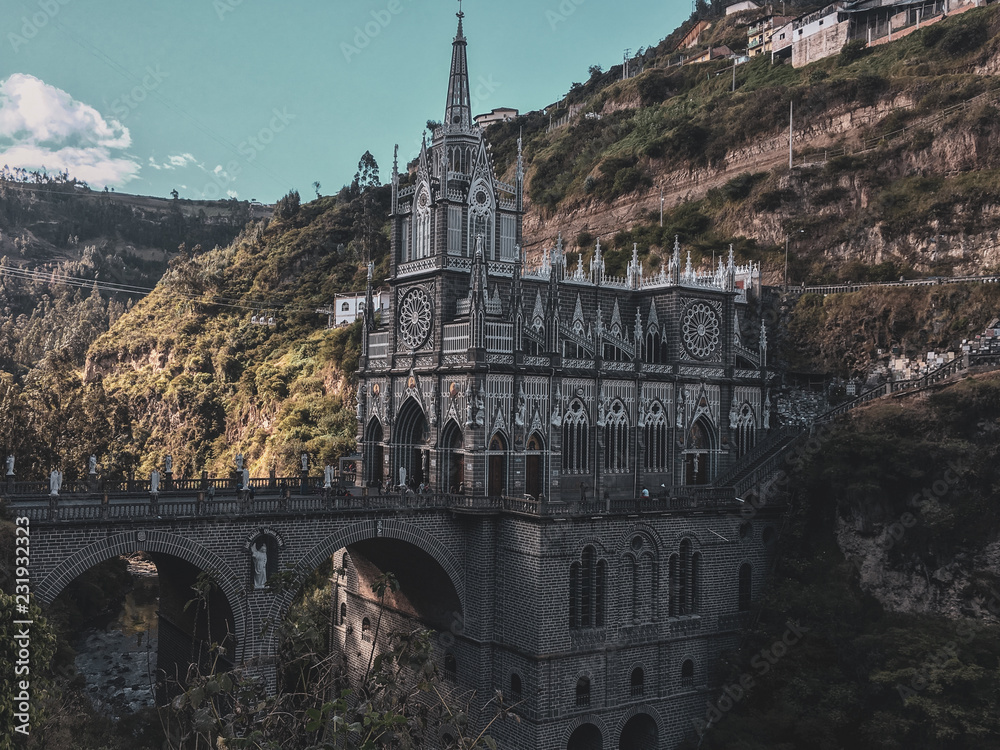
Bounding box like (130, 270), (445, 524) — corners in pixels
(644, 402), (668, 472)
(562, 400), (590, 474)
(736, 403), (757, 458)
(414, 184), (431, 259)
(604, 400), (629, 473)
(630, 667), (645, 697)
(469, 182), (494, 259)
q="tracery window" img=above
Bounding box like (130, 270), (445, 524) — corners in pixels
(669, 539), (700, 616)
(562, 400), (590, 474)
(643, 402), (668, 472)
(603, 400), (629, 473)
(413, 184), (431, 259)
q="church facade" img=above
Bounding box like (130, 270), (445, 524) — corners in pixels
(346, 11), (782, 749)
(357, 17), (769, 504)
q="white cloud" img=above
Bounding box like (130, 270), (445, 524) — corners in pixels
(148, 152), (198, 171)
(0, 73), (139, 186)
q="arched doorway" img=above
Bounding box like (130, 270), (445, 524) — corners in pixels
(525, 432), (545, 499)
(364, 418), (384, 487)
(488, 432), (508, 497)
(440, 420), (465, 493)
(618, 713), (658, 750)
(684, 417), (714, 486)
(567, 723), (603, 750)
(393, 398), (429, 488)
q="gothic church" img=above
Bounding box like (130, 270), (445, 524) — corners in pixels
(346, 10), (780, 749)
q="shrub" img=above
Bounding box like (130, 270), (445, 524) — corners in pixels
(838, 39), (869, 67)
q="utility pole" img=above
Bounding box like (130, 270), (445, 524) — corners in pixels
(784, 237), (789, 292)
(788, 100), (794, 170)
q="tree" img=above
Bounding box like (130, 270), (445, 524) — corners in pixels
(353, 151), (380, 194)
(170, 188), (179, 200)
(274, 189), (301, 220)
(313, 181), (322, 199)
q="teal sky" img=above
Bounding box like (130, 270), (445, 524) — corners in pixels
(1, 0), (688, 203)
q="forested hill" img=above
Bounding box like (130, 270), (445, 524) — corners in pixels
(0, 175), (266, 380)
(0, 180), (389, 482)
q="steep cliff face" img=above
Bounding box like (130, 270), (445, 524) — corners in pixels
(511, 6), (1000, 282)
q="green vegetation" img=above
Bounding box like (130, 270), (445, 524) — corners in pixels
(782, 283), (1000, 376)
(683, 375), (1000, 750)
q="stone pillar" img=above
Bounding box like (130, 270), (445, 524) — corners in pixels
(164, 472), (174, 491)
(269, 467), (277, 490)
(88, 471), (98, 493)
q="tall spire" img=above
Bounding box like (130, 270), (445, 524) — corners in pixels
(444, 1), (472, 131)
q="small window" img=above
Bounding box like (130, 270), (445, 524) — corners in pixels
(361, 617), (372, 641)
(510, 672), (523, 702)
(341, 302), (350, 311)
(681, 660), (694, 687)
(339, 602), (346, 626)
(630, 667), (644, 697)
(575, 676), (591, 707)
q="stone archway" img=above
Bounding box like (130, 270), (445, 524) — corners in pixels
(261, 519), (466, 662)
(393, 398), (429, 488)
(618, 712), (658, 750)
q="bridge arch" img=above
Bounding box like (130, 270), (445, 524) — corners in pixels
(35, 530), (247, 659)
(259, 519), (466, 659)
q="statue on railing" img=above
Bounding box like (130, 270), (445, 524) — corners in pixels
(151, 470), (160, 494)
(251, 541), (268, 589)
(235, 453), (244, 472)
(6, 455), (13, 476)
(301, 453), (309, 473)
(49, 469), (62, 496)
(324, 465), (333, 489)
(88, 455), (97, 475)
(165, 455), (173, 473)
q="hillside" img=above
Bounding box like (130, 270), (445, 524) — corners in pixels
(483, 6), (1000, 286)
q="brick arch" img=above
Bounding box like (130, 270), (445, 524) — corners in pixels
(35, 530), (247, 655)
(616, 523), (662, 554)
(258, 519), (465, 659)
(614, 705), (665, 746)
(563, 714), (610, 745)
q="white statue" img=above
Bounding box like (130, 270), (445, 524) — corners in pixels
(251, 541), (268, 589)
(165, 455), (173, 473)
(729, 404), (739, 430)
(242, 469), (250, 488)
(324, 465), (333, 489)
(235, 453), (244, 472)
(88, 455), (97, 475)
(151, 470), (160, 493)
(49, 469), (62, 495)
(6, 455), (14, 476)
(515, 384), (526, 427)
(398, 466), (407, 489)
(301, 453), (309, 473)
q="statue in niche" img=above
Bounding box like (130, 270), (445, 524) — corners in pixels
(430, 389), (438, 427)
(474, 390), (485, 427)
(515, 384), (526, 427)
(88, 455), (97, 475)
(251, 540), (268, 589)
(49, 469), (62, 495)
(465, 385), (475, 426)
(6, 455), (13, 476)
(729, 404), (739, 430)
(676, 389), (686, 429)
(356, 389), (365, 421)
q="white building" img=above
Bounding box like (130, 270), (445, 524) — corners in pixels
(334, 290), (389, 327)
